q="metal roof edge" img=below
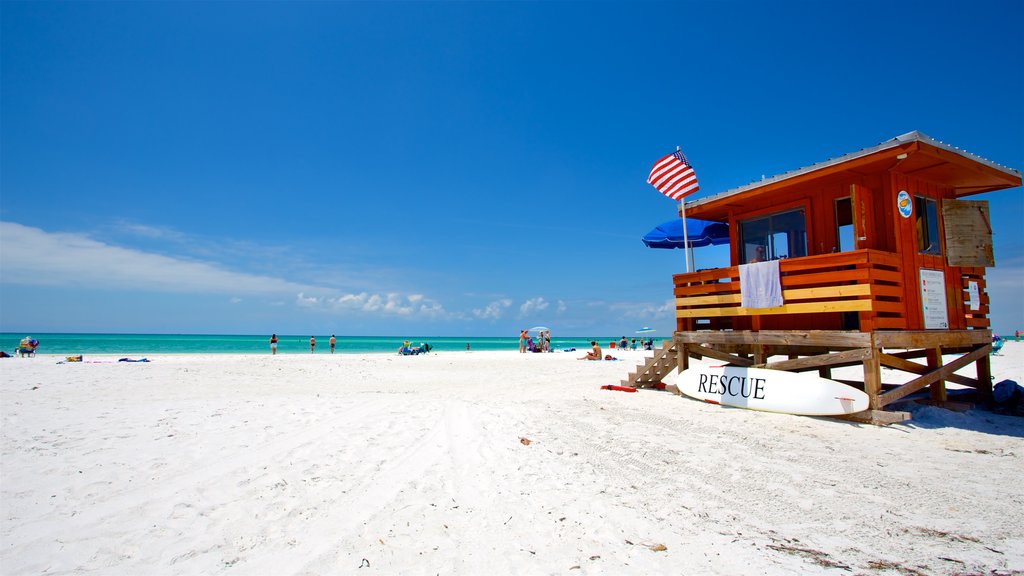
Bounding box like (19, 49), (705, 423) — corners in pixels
(687, 131), (1022, 209)
(912, 132), (1023, 179)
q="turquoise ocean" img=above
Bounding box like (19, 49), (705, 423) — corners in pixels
(1, 333), (663, 356)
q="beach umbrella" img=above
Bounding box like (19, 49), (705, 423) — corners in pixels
(635, 327), (657, 334)
(527, 326), (549, 333)
(641, 218), (729, 249)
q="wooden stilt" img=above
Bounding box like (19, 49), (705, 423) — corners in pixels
(927, 346), (947, 402)
(863, 347), (882, 410)
(976, 348), (993, 403)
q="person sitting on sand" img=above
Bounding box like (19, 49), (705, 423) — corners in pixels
(578, 341), (602, 361)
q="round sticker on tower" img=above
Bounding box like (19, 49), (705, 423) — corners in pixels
(897, 190), (912, 218)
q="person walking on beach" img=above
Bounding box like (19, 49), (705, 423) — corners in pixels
(269, 334), (278, 355)
(330, 335), (336, 354)
(309, 336), (316, 353)
(519, 330), (527, 353)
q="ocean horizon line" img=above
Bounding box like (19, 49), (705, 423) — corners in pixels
(2, 332), (666, 356)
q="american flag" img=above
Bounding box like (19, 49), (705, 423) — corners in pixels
(647, 150), (699, 200)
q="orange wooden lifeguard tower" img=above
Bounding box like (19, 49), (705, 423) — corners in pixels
(627, 131), (1021, 423)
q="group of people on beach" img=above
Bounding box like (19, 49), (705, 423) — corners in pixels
(269, 334), (337, 354)
(519, 329), (551, 353)
(615, 336), (654, 351)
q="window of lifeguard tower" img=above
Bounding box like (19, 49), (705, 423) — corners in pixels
(739, 208), (808, 264)
(835, 197), (855, 252)
(914, 196), (942, 255)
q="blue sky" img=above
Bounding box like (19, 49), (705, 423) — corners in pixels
(1, 1), (1021, 337)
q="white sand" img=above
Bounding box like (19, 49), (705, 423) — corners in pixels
(2, 344), (1023, 575)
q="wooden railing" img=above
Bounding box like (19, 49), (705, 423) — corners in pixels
(674, 249), (906, 332)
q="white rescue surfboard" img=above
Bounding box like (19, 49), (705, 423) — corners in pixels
(677, 365), (869, 416)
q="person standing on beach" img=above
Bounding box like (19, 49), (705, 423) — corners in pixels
(519, 330), (527, 353)
(270, 334), (278, 355)
(330, 335), (336, 354)
(309, 336), (316, 353)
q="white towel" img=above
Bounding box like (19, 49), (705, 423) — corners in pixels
(739, 260), (783, 309)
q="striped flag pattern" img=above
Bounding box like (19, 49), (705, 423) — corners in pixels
(647, 150), (699, 200)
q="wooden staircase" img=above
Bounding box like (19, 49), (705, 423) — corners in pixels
(622, 339), (679, 388)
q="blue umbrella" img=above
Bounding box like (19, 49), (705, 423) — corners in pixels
(641, 218), (729, 249)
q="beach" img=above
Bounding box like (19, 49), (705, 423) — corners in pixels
(2, 345), (1023, 575)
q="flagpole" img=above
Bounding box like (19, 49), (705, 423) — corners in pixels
(680, 200), (692, 273)
(678, 146), (692, 273)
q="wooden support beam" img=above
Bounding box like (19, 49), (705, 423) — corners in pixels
(760, 347), (874, 372)
(873, 330), (991, 349)
(863, 348), (882, 410)
(835, 409), (912, 425)
(687, 344), (755, 366)
(927, 346), (947, 402)
(878, 345), (990, 406)
(878, 353), (980, 388)
(976, 349), (993, 403)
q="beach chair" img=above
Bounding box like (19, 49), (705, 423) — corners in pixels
(17, 337), (37, 357)
(991, 336), (1004, 355)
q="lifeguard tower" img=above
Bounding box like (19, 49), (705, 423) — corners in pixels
(627, 131), (1021, 423)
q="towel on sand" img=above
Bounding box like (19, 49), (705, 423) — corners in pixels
(739, 260), (783, 308)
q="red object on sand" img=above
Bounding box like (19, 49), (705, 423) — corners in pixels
(601, 385), (637, 393)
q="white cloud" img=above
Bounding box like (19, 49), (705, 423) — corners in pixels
(0, 221), (311, 296)
(296, 292), (321, 307)
(519, 297), (549, 317)
(557, 300), (567, 313)
(311, 292), (449, 318)
(0, 221), (450, 320)
(473, 299), (512, 320)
